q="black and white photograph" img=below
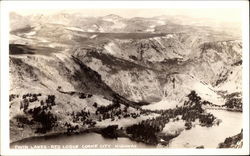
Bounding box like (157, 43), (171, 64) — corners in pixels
(0, 1), (249, 155)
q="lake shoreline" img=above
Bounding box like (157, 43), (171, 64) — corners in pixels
(10, 101), (243, 148)
(10, 124), (175, 148)
(10, 126), (130, 146)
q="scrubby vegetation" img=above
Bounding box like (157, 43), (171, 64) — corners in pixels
(9, 94), (19, 102)
(126, 91), (216, 145)
(20, 93), (42, 111)
(232, 60), (242, 66)
(218, 130), (243, 148)
(70, 109), (96, 129)
(14, 114), (33, 127)
(16, 94), (58, 134)
(223, 93), (242, 111)
(79, 93), (93, 99)
(96, 99), (121, 114)
(57, 87), (93, 99)
(69, 97), (140, 131)
(11, 90), (144, 140)
(200, 42), (223, 53)
(101, 125), (119, 139)
(30, 107), (58, 133)
(95, 99), (140, 121)
(10, 91), (218, 145)
(126, 121), (159, 145)
(224, 98), (242, 110)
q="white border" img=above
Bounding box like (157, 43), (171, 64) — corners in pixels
(1, 1), (249, 155)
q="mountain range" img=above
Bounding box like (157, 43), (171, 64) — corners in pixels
(9, 12), (242, 147)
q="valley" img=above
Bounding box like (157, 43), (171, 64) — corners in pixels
(9, 11), (243, 148)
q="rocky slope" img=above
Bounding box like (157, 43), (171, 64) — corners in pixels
(218, 130), (243, 148)
(9, 12), (243, 106)
(9, 12), (243, 145)
(72, 35), (242, 105)
(9, 46), (153, 142)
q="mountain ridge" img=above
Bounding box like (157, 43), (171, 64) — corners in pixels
(9, 12), (243, 146)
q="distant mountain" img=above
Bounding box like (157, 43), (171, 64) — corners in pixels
(9, 12), (31, 31)
(9, 11), (242, 144)
(9, 12), (242, 103)
(10, 12), (241, 38)
(102, 14), (123, 20)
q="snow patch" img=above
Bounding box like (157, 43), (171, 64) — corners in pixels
(185, 74), (225, 105)
(157, 20), (166, 25)
(142, 99), (180, 110)
(153, 37), (165, 48)
(90, 35), (97, 39)
(48, 44), (55, 48)
(103, 18), (114, 22)
(162, 120), (186, 136)
(111, 22), (126, 29)
(66, 27), (85, 32)
(216, 66), (242, 93)
(150, 25), (156, 28)
(87, 29), (95, 32)
(25, 31), (36, 36)
(104, 42), (117, 55)
(146, 28), (155, 32)
(98, 27), (105, 32)
(166, 34), (174, 39)
(40, 38), (49, 43)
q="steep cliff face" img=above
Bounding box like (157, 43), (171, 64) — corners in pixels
(9, 12), (243, 144)
(10, 49), (114, 97)
(101, 36), (187, 62)
(10, 14), (242, 105)
(216, 65), (242, 94)
(72, 33), (241, 105)
(9, 44), (152, 143)
(73, 47), (161, 102)
(194, 40), (242, 84)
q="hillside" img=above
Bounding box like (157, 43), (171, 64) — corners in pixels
(9, 12), (243, 147)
